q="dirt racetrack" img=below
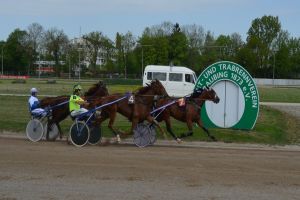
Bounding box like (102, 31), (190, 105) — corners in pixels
(0, 137), (300, 200)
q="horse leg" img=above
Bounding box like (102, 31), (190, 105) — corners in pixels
(56, 123), (63, 139)
(146, 116), (168, 139)
(197, 119), (216, 141)
(107, 110), (121, 143)
(179, 120), (194, 139)
(45, 121), (50, 141)
(164, 117), (181, 143)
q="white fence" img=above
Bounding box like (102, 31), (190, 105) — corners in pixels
(254, 78), (300, 86)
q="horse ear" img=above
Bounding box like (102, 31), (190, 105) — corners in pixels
(205, 86), (209, 90)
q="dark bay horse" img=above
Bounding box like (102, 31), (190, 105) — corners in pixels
(40, 81), (109, 140)
(155, 87), (220, 142)
(87, 80), (169, 141)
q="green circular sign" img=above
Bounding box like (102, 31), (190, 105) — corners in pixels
(195, 61), (259, 130)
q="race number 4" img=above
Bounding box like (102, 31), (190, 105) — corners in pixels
(128, 95), (135, 104)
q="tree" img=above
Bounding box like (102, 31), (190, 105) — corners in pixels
(181, 24), (205, 70)
(115, 32), (136, 78)
(214, 33), (244, 61)
(182, 24), (205, 50)
(168, 23), (188, 66)
(115, 32), (124, 74)
(246, 15), (281, 76)
(43, 28), (68, 76)
(5, 29), (29, 74)
(83, 31), (104, 72)
(102, 37), (115, 72)
(23, 23), (44, 74)
(0, 41), (6, 74)
(229, 33), (244, 58)
(143, 21), (174, 37)
(287, 37), (300, 78)
(200, 31), (218, 70)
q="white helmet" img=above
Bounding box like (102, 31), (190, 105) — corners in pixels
(30, 88), (38, 95)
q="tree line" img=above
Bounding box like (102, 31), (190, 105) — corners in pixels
(0, 15), (299, 79)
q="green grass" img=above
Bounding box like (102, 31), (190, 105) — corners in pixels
(259, 86), (300, 103)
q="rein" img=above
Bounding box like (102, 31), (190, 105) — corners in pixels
(49, 100), (69, 110)
(78, 94), (130, 118)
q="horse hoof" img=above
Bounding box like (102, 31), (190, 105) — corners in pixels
(210, 136), (217, 141)
(116, 135), (121, 143)
(176, 138), (182, 144)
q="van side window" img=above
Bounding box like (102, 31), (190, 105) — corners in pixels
(147, 72), (152, 80)
(185, 74), (194, 83)
(169, 73), (183, 82)
(153, 72), (166, 81)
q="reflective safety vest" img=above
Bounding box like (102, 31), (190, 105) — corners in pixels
(69, 95), (84, 112)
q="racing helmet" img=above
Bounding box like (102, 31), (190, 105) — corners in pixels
(73, 84), (82, 93)
(30, 88), (38, 95)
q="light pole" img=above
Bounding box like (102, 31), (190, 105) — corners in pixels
(78, 48), (82, 81)
(1, 45), (3, 75)
(272, 49), (278, 86)
(273, 51), (276, 86)
(141, 47), (143, 78)
(137, 43), (152, 78)
(68, 54), (71, 79)
(38, 54), (41, 80)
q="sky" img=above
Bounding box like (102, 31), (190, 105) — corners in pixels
(0, 0), (299, 42)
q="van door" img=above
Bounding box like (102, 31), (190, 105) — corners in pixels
(184, 73), (196, 96)
(168, 72), (184, 97)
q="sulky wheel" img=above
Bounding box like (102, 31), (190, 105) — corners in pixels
(26, 119), (44, 142)
(69, 121), (90, 147)
(133, 123), (151, 148)
(88, 125), (102, 145)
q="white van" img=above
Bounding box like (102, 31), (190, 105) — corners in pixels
(143, 65), (197, 97)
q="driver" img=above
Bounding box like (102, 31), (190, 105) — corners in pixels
(28, 88), (46, 117)
(69, 84), (89, 118)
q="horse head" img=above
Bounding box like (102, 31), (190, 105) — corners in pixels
(202, 87), (220, 103)
(84, 81), (109, 97)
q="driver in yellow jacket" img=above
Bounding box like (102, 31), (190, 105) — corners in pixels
(69, 84), (89, 117)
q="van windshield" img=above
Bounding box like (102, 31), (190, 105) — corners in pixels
(193, 73), (197, 83)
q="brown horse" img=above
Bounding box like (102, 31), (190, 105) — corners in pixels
(40, 81), (109, 140)
(154, 87), (220, 142)
(87, 80), (168, 141)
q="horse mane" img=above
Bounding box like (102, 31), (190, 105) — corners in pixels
(136, 84), (151, 95)
(136, 79), (165, 95)
(84, 81), (108, 96)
